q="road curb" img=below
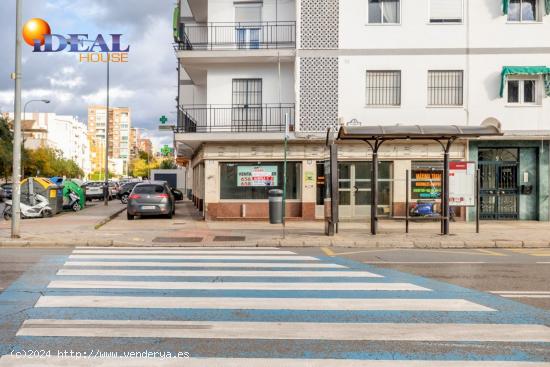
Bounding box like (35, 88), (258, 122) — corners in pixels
(93, 207), (126, 230)
(0, 237), (549, 248)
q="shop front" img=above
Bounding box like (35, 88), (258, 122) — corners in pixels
(469, 140), (550, 221)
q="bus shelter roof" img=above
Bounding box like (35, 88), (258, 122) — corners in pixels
(337, 125), (503, 141)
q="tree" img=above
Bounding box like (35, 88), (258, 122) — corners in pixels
(160, 159), (176, 169)
(0, 116), (13, 182)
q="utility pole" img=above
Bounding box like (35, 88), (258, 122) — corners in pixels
(104, 55), (110, 205)
(11, 0), (23, 238)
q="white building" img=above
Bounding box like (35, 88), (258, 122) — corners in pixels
(8, 112), (92, 177)
(174, 0), (550, 221)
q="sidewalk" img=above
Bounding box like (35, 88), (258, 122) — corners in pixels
(1, 199), (549, 248)
(0, 201), (126, 246)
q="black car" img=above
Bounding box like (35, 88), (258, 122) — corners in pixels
(170, 187), (184, 201)
(1, 183), (12, 200)
(117, 182), (139, 204)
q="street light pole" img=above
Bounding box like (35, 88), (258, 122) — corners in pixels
(104, 54), (110, 206)
(11, 0), (23, 239)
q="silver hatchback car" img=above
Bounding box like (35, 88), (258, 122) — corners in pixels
(126, 181), (175, 220)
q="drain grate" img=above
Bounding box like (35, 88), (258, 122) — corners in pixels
(152, 237), (203, 243)
(213, 236), (246, 242)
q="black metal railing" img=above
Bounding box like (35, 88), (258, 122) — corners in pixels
(174, 22), (296, 51)
(176, 104), (295, 133)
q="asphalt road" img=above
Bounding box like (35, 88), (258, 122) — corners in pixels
(306, 247), (550, 310)
(0, 246), (548, 365)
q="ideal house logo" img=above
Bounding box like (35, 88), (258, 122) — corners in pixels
(22, 18), (130, 63)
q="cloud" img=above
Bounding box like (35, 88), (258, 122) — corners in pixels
(0, 0), (177, 152)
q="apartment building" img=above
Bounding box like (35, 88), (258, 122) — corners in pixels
(174, 0), (550, 222)
(87, 106), (131, 176)
(5, 112), (91, 176)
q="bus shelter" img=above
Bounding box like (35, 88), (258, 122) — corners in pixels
(334, 124), (503, 235)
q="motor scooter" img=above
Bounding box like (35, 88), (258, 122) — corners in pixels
(63, 190), (82, 212)
(409, 200), (455, 221)
(3, 193), (53, 220)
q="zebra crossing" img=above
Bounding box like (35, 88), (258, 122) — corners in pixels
(1, 246), (549, 366)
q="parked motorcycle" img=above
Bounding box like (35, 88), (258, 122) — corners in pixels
(3, 193), (53, 220)
(409, 200), (455, 221)
(63, 190), (82, 212)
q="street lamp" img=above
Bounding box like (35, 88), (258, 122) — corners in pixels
(11, 0), (23, 238)
(22, 99), (50, 178)
(23, 99), (50, 116)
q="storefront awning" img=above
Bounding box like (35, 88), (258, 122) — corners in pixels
(503, 0), (550, 15)
(337, 125), (502, 141)
(499, 66), (550, 98)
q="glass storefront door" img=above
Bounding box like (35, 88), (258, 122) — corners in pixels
(338, 162), (392, 219)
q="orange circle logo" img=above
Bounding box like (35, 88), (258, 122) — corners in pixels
(22, 18), (51, 47)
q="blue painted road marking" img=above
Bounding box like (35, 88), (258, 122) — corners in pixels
(0, 247), (548, 365)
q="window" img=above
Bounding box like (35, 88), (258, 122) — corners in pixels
(428, 70), (464, 106)
(430, 0), (462, 23)
(232, 79), (263, 131)
(366, 71), (401, 106)
(220, 162), (301, 200)
(235, 4), (262, 49)
(507, 78), (538, 104)
(508, 0), (538, 21)
(368, 0), (400, 24)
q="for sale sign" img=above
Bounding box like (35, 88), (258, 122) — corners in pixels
(237, 166), (278, 187)
(449, 161), (476, 207)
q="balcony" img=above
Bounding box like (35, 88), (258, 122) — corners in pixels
(177, 104), (295, 133)
(175, 22), (296, 51)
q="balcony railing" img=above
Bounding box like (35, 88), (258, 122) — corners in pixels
(176, 104), (295, 133)
(175, 22), (296, 51)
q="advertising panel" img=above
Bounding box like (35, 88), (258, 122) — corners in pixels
(449, 161), (476, 207)
(237, 165), (278, 187)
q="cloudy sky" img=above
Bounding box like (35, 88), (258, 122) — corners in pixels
(0, 0), (177, 152)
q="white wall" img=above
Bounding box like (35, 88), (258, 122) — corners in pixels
(206, 62), (295, 105)
(340, 0), (550, 49)
(339, 53), (550, 131)
(208, 0), (296, 23)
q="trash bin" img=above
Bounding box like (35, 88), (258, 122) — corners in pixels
(268, 189), (283, 224)
(20, 177), (64, 214)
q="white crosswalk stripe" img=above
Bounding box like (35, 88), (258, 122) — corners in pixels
(47, 280), (430, 291)
(1, 356), (547, 367)
(7, 246), (549, 366)
(63, 261), (346, 268)
(18, 320), (548, 342)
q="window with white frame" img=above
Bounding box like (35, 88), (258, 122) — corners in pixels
(507, 77), (539, 104)
(428, 70), (464, 106)
(508, 0), (539, 22)
(366, 71), (401, 106)
(367, 0), (400, 24)
(430, 0), (463, 23)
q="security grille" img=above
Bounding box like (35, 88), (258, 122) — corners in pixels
(428, 70), (463, 106)
(232, 79), (263, 132)
(366, 71), (401, 106)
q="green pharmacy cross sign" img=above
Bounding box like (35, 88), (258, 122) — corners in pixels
(159, 115), (168, 125)
(161, 145), (174, 157)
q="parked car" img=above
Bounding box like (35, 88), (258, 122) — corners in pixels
(170, 187), (184, 201)
(108, 181), (120, 198)
(117, 182), (139, 204)
(82, 181), (111, 201)
(1, 183), (12, 200)
(127, 181), (175, 220)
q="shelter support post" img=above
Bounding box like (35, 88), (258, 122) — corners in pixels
(441, 138), (455, 236)
(365, 140), (383, 235)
